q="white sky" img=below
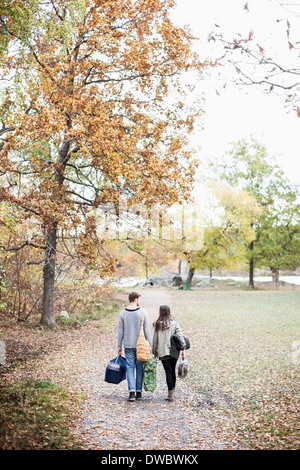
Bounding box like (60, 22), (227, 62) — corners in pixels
(171, 0), (300, 185)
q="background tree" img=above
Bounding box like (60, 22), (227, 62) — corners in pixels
(0, 0), (207, 327)
(185, 182), (260, 284)
(255, 190), (300, 286)
(119, 238), (175, 279)
(217, 138), (299, 287)
(0, 0), (39, 55)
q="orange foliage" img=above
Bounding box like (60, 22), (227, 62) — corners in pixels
(0, 0), (209, 325)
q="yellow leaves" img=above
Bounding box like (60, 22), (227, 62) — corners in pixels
(168, 135), (182, 154)
(134, 20), (145, 43)
(210, 181), (261, 214)
(80, 146), (89, 155)
(207, 181), (262, 243)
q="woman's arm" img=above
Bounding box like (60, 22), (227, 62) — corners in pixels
(152, 329), (158, 357)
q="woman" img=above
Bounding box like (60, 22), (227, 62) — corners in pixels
(152, 305), (186, 402)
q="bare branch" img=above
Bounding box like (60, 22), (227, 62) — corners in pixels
(0, 240), (46, 252)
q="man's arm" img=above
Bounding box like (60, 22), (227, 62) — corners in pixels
(143, 310), (152, 346)
(117, 312), (124, 354)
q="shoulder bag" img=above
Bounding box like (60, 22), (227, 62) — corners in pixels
(136, 309), (152, 362)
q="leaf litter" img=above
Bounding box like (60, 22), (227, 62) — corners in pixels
(2, 289), (298, 450)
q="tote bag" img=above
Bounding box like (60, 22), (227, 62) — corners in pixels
(143, 357), (157, 392)
(136, 310), (152, 362)
(104, 355), (127, 384)
(178, 358), (189, 379)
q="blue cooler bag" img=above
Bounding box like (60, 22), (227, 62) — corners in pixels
(105, 356), (127, 384)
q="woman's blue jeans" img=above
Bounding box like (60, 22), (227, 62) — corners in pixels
(125, 348), (144, 393)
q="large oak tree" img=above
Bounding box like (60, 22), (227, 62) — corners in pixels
(0, 0), (207, 327)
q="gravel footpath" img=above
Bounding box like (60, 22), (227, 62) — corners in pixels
(3, 289), (244, 450)
(70, 289), (242, 450)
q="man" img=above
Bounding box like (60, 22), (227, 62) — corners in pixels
(118, 292), (152, 401)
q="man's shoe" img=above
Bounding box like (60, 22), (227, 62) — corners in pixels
(128, 392), (136, 401)
(136, 391), (142, 401)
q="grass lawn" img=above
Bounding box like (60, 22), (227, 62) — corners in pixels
(171, 289), (300, 449)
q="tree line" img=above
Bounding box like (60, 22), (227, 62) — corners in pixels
(185, 138), (299, 287)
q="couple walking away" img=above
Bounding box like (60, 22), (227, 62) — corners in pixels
(117, 292), (186, 402)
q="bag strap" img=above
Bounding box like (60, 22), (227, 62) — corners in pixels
(139, 309), (144, 331)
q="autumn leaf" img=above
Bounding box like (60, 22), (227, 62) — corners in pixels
(134, 20), (144, 42)
(257, 44), (264, 54)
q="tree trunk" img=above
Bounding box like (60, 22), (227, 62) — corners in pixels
(40, 140), (70, 328)
(186, 266), (195, 284)
(178, 260), (182, 275)
(249, 241), (255, 289)
(145, 258), (149, 278)
(271, 267), (279, 289)
(41, 225), (57, 329)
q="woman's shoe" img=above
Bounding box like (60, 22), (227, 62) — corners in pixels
(166, 389), (175, 402)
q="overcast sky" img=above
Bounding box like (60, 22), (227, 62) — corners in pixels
(171, 0), (300, 185)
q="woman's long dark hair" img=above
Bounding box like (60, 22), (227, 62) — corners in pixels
(154, 305), (174, 331)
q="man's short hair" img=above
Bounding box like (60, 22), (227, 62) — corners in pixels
(129, 292), (140, 303)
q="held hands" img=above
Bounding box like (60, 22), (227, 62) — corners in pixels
(118, 349), (122, 356)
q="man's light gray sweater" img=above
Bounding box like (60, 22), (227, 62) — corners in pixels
(117, 307), (152, 350)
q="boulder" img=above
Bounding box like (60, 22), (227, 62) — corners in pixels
(60, 310), (70, 319)
(172, 275), (183, 287)
(144, 275), (166, 286)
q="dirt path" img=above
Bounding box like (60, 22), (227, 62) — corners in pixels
(69, 289), (241, 450)
(3, 289), (242, 450)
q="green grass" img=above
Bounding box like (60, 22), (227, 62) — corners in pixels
(0, 379), (84, 450)
(172, 290), (300, 449)
(55, 298), (123, 330)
